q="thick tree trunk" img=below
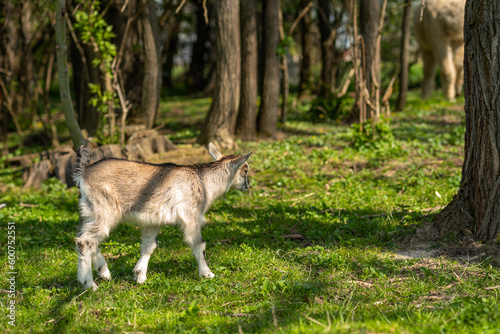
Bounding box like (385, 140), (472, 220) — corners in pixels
(432, 1), (500, 242)
(298, 0), (313, 99)
(396, 0), (412, 111)
(257, 0), (280, 137)
(139, 0), (161, 129)
(236, 0), (258, 140)
(0, 0), (37, 127)
(198, 0), (240, 149)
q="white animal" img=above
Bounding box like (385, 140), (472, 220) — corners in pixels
(73, 143), (251, 290)
(414, 0), (465, 100)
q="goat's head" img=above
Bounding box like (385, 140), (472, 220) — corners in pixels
(208, 143), (251, 191)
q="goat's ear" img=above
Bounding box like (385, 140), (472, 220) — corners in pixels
(231, 152), (252, 170)
(208, 143), (223, 160)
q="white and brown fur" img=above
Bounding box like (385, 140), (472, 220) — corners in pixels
(73, 143), (251, 290)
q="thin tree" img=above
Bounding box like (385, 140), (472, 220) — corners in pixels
(431, 0), (500, 242)
(359, 0), (380, 120)
(187, 0), (214, 91)
(55, 0), (86, 149)
(396, 0), (412, 111)
(317, 0), (348, 99)
(236, 0), (258, 140)
(298, 0), (313, 99)
(198, 0), (240, 148)
(278, 1), (313, 124)
(258, 0), (280, 137)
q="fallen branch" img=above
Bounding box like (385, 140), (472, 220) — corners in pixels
(20, 202), (38, 208)
(462, 252), (487, 262)
(284, 234), (304, 240)
(284, 192), (315, 207)
(485, 285), (500, 290)
(302, 313), (328, 328)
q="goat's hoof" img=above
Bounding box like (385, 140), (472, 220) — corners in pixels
(99, 268), (111, 280)
(134, 271), (147, 284)
(200, 270), (215, 279)
(84, 281), (98, 290)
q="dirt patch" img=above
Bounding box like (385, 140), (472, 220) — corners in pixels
(393, 242), (440, 259)
(149, 145), (212, 165)
(395, 228), (500, 266)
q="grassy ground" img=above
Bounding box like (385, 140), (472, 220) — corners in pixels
(1, 91), (500, 333)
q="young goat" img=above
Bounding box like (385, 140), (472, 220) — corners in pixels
(73, 143), (251, 290)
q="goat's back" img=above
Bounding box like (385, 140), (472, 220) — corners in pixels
(80, 159), (205, 220)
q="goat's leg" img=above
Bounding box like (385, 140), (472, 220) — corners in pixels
(76, 217), (111, 290)
(181, 217), (214, 278)
(92, 248), (111, 280)
(452, 40), (464, 98)
(76, 233), (99, 290)
(421, 49), (436, 100)
(436, 44), (456, 101)
(133, 226), (160, 284)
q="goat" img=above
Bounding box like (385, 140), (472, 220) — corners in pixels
(73, 143), (251, 290)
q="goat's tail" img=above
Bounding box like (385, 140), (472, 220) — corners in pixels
(73, 145), (91, 186)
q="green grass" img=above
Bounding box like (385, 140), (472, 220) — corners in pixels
(1, 91), (500, 333)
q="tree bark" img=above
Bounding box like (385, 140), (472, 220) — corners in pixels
(236, 0), (258, 140)
(432, 0), (500, 242)
(187, 0), (214, 91)
(396, 0), (411, 111)
(317, 0), (347, 99)
(318, 0), (334, 99)
(70, 40), (101, 136)
(198, 0), (240, 149)
(55, 0), (86, 150)
(298, 0), (313, 99)
(163, 16), (180, 89)
(278, 7), (288, 125)
(257, 0), (280, 137)
(359, 0), (380, 119)
(139, 0), (161, 129)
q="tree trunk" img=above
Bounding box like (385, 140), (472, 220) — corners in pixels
(432, 0), (500, 242)
(298, 0), (313, 99)
(187, 0), (214, 91)
(236, 0), (258, 140)
(55, 0), (86, 150)
(317, 0), (347, 99)
(257, 0), (280, 137)
(106, 0), (142, 125)
(198, 0), (240, 149)
(318, 0), (333, 99)
(0, 0), (37, 129)
(396, 0), (411, 111)
(71, 40), (101, 136)
(278, 7), (288, 125)
(163, 16), (180, 89)
(139, 0), (161, 129)
(359, 0), (380, 120)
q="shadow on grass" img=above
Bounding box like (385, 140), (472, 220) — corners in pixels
(17, 198), (475, 333)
